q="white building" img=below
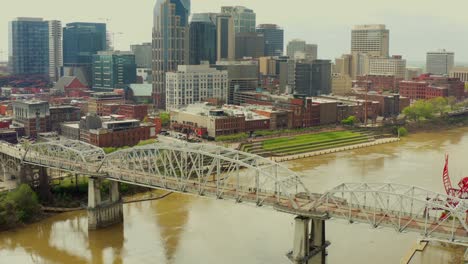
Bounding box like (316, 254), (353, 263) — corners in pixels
(48, 20), (63, 82)
(426, 49), (454, 75)
(166, 64), (229, 111)
(369, 55), (406, 78)
(351, 24), (389, 57)
(450, 66), (468, 83)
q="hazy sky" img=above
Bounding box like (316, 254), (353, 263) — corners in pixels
(1, 0), (468, 65)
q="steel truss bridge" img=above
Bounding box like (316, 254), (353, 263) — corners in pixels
(0, 140), (467, 246)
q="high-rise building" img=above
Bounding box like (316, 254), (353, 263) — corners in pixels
(405, 67), (423, 81)
(426, 49), (455, 75)
(235, 32), (265, 59)
(9, 18), (49, 76)
(287, 39), (306, 58)
(215, 60), (259, 104)
(286, 39), (317, 61)
(48, 20), (63, 82)
(130, 43), (152, 68)
(63, 22), (107, 65)
(294, 60), (332, 96)
(351, 24), (389, 57)
(221, 6), (256, 33)
(368, 55), (406, 79)
(216, 14), (235, 61)
(63, 22), (107, 86)
(256, 24), (284, 57)
(152, 0), (190, 110)
(92, 51), (137, 90)
(165, 64), (228, 110)
(190, 14), (217, 65)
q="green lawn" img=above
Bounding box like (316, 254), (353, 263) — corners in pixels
(262, 131), (371, 156)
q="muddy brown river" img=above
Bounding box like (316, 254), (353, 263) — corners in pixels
(1, 128), (467, 263)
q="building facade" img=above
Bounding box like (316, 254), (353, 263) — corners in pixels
(286, 39), (317, 61)
(216, 14), (235, 61)
(368, 55), (406, 79)
(88, 92), (125, 116)
(165, 65), (228, 110)
(152, 0), (190, 109)
(92, 51), (137, 90)
(351, 24), (389, 57)
(189, 15), (217, 65)
(221, 6), (256, 33)
(256, 24), (284, 57)
(12, 101), (51, 137)
(48, 20), (63, 82)
(294, 60), (332, 96)
(63, 22), (107, 66)
(130, 43), (152, 68)
(215, 60), (259, 104)
(450, 67), (468, 83)
(9, 18), (49, 76)
(426, 49), (454, 75)
(235, 32), (265, 59)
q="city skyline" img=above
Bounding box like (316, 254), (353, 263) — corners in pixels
(1, 0), (468, 64)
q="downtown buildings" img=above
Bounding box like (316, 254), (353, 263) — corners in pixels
(256, 24), (284, 57)
(165, 64), (228, 110)
(426, 49), (455, 75)
(9, 18), (50, 76)
(152, 0), (190, 109)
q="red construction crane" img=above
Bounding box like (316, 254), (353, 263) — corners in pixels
(443, 155), (468, 199)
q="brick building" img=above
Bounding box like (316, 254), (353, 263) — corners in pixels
(12, 101), (51, 137)
(50, 105), (81, 132)
(399, 74), (464, 101)
(88, 92), (125, 116)
(355, 75), (403, 92)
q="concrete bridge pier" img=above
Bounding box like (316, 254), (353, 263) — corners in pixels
(289, 216), (330, 264)
(88, 178), (123, 230)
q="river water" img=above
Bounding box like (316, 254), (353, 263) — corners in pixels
(1, 128), (467, 264)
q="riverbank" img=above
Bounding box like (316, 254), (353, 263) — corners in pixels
(273, 137), (400, 162)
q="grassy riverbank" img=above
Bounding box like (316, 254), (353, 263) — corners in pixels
(242, 130), (374, 156)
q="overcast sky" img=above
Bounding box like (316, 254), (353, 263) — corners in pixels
(1, 0), (467, 65)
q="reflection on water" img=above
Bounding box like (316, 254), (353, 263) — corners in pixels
(1, 128), (468, 263)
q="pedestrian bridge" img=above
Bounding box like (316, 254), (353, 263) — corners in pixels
(0, 139), (467, 261)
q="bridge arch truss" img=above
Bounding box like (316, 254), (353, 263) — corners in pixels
(22, 140), (106, 174)
(100, 142), (309, 208)
(314, 183), (468, 243)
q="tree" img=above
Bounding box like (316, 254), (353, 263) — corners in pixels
(341, 116), (357, 126)
(403, 100), (435, 122)
(159, 112), (170, 127)
(428, 97), (448, 116)
(4, 184), (41, 222)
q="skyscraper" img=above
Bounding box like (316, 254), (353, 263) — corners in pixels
(235, 32), (265, 59)
(48, 20), (63, 82)
(9, 17), (49, 76)
(190, 13), (217, 65)
(131, 43), (152, 68)
(256, 24), (284, 57)
(62, 23), (107, 86)
(63, 22), (107, 65)
(216, 14), (235, 61)
(287, 39), (317, 61)
(294, 60), (332, 96)
(153, 0), (190, 110)
(221, 6), (256, 33)
(351, 24), (389, 57)
(92, 51), (137, 90)
(426, 49), (455, 75)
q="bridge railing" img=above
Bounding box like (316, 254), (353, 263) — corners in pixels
(313, 183), (468, 243)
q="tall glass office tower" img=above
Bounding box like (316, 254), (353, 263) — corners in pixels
(190, 13), (217, 65)
(256, 24), (284, 57)
(9, 18), (49, 76)
(152, 0), (190, 110)
(63, 22), (107, 65)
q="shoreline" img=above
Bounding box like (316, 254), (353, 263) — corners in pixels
(273, 137), (400, 162)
